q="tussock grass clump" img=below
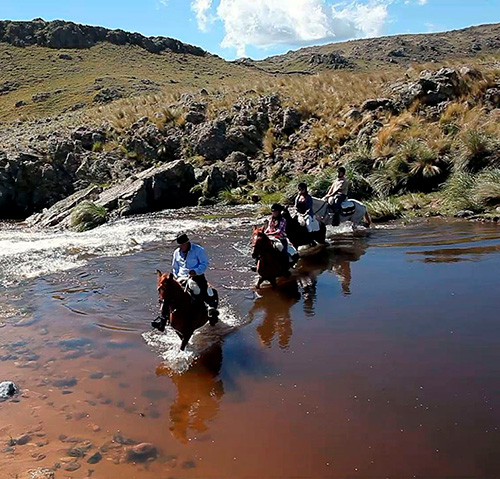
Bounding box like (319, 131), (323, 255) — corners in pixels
(218, 188), (249, 205)
(473, 169), (500, 207)
(365, 197), (405, 222)
(455, 129), (495, 172)
(441, 171), (481, 212)
(70, 201), (108, 232)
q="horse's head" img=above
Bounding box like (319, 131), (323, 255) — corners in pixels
(156, 270), (180, 304)
(251, 226), (272, 259)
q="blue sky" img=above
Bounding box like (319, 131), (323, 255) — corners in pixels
(1, 0), (499, 60)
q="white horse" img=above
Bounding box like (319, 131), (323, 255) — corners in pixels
(311, 197), (372, 227)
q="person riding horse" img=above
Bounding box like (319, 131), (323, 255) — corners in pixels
(170, 233), (218, 319)
(264, 203), (299, 265)
(323, 166), (349, 226)
(295, 182), (314, 217)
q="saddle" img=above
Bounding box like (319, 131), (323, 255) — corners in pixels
(341, 200), (356, 216)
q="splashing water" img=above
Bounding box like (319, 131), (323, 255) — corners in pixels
(142, 300), (250, 374)
(0, 208), (255, 287)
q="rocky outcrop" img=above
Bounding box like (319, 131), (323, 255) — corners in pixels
(0, 19), (206, 56)
(0, 150), (75, 219)
(96, 160), (197, 216)
(27, 185), (101, 228)
(306, 51), (353, 69)
(391, 68), (464, 107)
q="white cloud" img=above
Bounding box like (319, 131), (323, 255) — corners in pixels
(191, 0), (214, 32)
(190, 0), (431, 57)
(213, 0), (391, 57)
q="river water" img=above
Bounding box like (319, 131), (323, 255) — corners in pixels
(0, 208), (499, 479)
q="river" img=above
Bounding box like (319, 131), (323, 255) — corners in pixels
(0, 208), (499, 479)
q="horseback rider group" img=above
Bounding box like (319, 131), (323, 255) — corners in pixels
(153, 166), (350, 331)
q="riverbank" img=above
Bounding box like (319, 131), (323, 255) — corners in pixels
(2, 60), (500, 229)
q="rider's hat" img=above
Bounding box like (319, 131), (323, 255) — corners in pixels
(175, 233), (190, 245)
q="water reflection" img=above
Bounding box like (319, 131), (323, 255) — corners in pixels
(249, 280), (301, 350)
(156, 345), (224, 444)
(299, 236), (368, 302)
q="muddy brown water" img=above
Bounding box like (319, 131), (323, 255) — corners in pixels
(0, 209), (499, 479)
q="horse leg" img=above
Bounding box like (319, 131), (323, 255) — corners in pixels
(256, 277), (264, 289)
(270, 277), (278, 288)
(179, 329), (193, 351)
(180, 337), (189, 351)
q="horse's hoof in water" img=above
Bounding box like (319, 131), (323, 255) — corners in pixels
(250, 266), (257, 272)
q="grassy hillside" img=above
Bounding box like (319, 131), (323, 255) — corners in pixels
(0, 42), (267, 122)
(254, 23), (500, 73)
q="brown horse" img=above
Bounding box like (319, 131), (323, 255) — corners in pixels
(155, 271), (218, 351)
(251, 227), (291, 289)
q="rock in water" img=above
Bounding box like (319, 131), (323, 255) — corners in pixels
(0, 381), (18, 400)
(125, 442), (158, 463)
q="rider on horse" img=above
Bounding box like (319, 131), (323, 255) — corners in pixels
(323, 167), (349, 226)
(265, 203), (299, 265)
(171, 233), (219, 319)
(295, 182), (314, 217)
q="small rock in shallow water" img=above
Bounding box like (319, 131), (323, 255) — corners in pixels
(455, 210), (475, 218)
(15, 434), (30, 445)
(113, 433), (137, 445)
(87, 451), (102, 464)
(64, 461), (81, 471)
(52, 377), (77, 388)
(0, 381), (18, 400)
(125, 443), (158, 463)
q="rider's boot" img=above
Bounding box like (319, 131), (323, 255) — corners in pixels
(152, 315), (166, 332)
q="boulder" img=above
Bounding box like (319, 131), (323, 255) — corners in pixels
(484, 87), (500, 108)
(125, 442), (158, 463)
(202, 166), (228, 198)
(0, 381), (18, 401)
(226, 125), (261, 155)
(282, 108), (301, 134)
(97, 160), (196, 216)
(455, 210), (475, 218)
(361, 98), (395, 112)
(392, 68), (463, 107)
(224, 151), (255, 180)
(71, 126), (106, 150)
(190, 120), (228, 161)
(343, 109), (362, 121)
(185, 110), (205, 125)
(93, 87), (123, 104)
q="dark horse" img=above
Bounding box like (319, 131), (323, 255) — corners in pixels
(251, 227), (291, 288)
(282, 208), (327, 250)
(155, 271), (219, 351)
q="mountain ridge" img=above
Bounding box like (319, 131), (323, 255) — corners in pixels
(0, 18), (207, 57)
